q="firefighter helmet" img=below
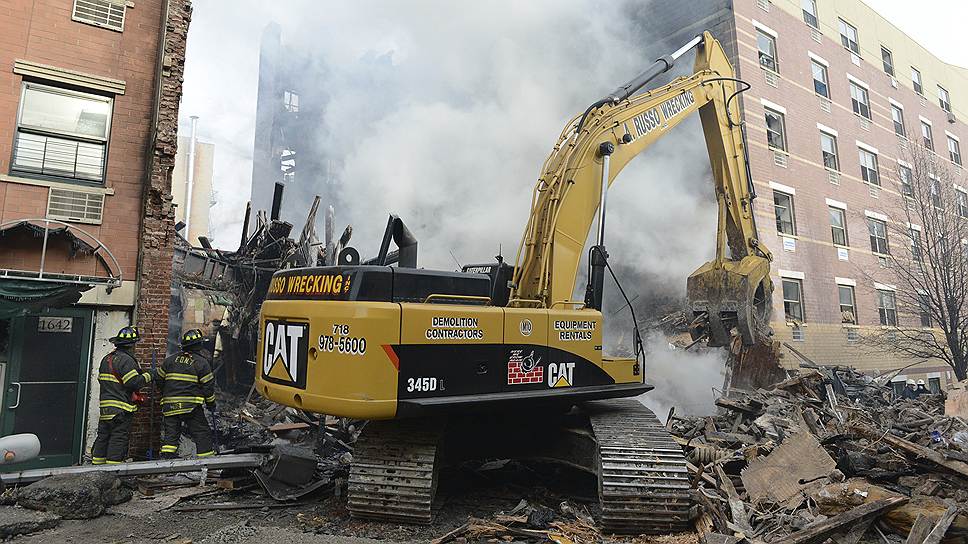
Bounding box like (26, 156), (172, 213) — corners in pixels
(181, 328), (205, 348)
(110, 326), (140, 345)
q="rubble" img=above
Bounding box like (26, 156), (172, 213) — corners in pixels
(0, 506), (59, 538)
(15, 473), (131, 519)
(668, 364), (968, 543)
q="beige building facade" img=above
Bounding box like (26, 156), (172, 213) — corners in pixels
(171, 134), (214, 246)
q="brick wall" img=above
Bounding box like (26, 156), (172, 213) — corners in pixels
(129, 0), (192, 459)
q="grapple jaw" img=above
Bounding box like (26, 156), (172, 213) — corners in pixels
(686, 255), (772, 347)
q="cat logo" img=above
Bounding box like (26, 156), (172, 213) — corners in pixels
(547, 362), (575, 388)
(262, 320), (309, 389)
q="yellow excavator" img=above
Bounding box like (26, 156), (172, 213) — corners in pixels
(256, 32), (772, 534)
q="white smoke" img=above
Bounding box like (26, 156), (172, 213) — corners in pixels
(636, 333), (726, 421)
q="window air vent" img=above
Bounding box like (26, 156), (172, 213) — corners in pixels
(891, 77), (898, 89)
(72, 0), (126, 32)
(792, 327), (805, 341)
(851, 53), (861, 66)
(811, 29), (822, 44)
(859, 117), (871, 132)
(764, 70), (779, 88)
(773, 151), (788, 168)
(948, 112), (957, 124)
(819, 97), (832, 113)
(828, 170), (840, 185)
(756, 0), (770, 12)
(47, 188), (105, 225)
(869, 185), (880, 198)
(898, 138), (908, 151)
(846, 329), (859, 342)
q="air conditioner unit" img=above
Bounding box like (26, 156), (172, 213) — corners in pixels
(890, 77), (898, 89)
(948, 112), (957, 124)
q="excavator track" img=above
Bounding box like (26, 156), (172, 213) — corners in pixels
(347, 418), (442, 524)
(585, 399), (691, 535)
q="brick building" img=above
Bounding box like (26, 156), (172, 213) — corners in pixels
(645, 0), (966, 391)
(0, 0), (191, 468)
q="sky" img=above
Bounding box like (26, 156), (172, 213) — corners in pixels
(863, 1), (968, 67)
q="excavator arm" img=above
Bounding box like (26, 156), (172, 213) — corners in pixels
(508, 32), (773, 347)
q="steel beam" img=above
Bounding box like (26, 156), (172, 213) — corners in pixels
(1, 453), (266, 485)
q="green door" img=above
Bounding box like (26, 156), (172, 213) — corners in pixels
(1, 308), (93, 469)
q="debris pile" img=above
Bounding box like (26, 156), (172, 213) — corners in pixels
(669, 365), (968, 543)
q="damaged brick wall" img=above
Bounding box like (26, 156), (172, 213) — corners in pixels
(130, 0), (193, 458)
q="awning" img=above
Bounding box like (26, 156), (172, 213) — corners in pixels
(0, 279), (90, 319)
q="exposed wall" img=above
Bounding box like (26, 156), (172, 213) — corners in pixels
(171, 135), (214, 245)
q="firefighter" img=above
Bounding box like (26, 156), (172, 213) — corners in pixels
(156, 329), (216, 458)
(915, 379), (930, 397)
(900, 379), (918, 400)
(91, 326), (152, 465)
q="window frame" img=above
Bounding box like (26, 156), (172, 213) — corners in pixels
(891, 103), (906, 137)
(773, 190), (796, 236)
(910, 228), (923, 261)
(912, 67), (923, 95)
(850, 81), (871, 119)
(820, 131), (839, 170)
(899, 164), (913, 197)
(764, 107), (787, 152)
(757, 29), (779, 73)
(11, 81), (113, 185)
(958, 189), (968, 217)
(877, 289), (898, 326)
(939, 85), (951, 113)
(881, 46), (894, 76)
(948, 135), (962, 165)
(919, 293), (932, 327)
(782, 278), (805, 323)
(811, 60), (830, 98)
(838, 285), (857, 324)
(869, 218), (890, 255)
(839, 18), (860, 55)
(922, 121), (934, 151)
(829, 206), (848, 246)
(801, 0), (819, 28)
(859, 148), (879, 186)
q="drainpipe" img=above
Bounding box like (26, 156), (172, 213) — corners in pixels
(184, 115), (199, 242)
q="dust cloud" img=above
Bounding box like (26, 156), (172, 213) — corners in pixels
(636, 333), (726, 421)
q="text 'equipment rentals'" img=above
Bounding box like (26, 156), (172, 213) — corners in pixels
(256, 32), (773, 534)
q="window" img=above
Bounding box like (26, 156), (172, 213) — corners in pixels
(899, 165), (913, 197)
(919, 294), (932, 327)
(869, 218), (889, 254)
(859, 148), (879, 185)
(939, 86), (951, 113)
(929, 377), (941, 393)
(782, 279), (804, 322)
(765, 108), (786, 151)
(802, 0), (819, 28)
(922, 121), (934, 151)
(949, 136), (962, 165)
(757, 30), (779, 72)
(820, 131), (839, 170)
(811, 61), (829, 98)
(877, 290), (897, 326)
(72, 0), (127, 32)
(912, 67), (923, 95)
(283, 90), (299, 113)
(839, 285), (857, 324)
(839, 19), (859, 54)
(11, 83), (112, 184)
(774, 191), (796, 235)
(850, 82), (871, 119)
(959, 190), (968, 217)
(830, 207), (848, 246)
(931, 178), (942, 208)
(881, 46), (895, 76)
(891, 104), (906, 136)
(910, 229), (923, 261)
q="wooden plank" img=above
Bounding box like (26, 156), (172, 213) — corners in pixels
(715, 465), (753, 536)
(850, 423), (968, 479)
(785, 497), (908, 544)
(905, 514), (935, 544)
(716, 397), (763, 415)
(923, 506), (959, 544)
(267, 422), (311, 433)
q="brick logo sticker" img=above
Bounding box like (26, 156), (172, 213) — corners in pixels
(507, 349), (543, 385)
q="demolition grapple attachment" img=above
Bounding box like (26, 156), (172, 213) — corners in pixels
(686, 254), (772, 347)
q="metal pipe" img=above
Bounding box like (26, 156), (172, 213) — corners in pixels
(184, 115), (199, 240)
(596, 150), (612, 247)
(38, 220), (50, 279)
(606, 34), (703, 104)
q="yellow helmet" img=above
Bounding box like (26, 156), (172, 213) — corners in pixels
(181, 328), (205, 348)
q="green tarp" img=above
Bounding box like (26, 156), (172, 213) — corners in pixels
(0, 279), (90, 319)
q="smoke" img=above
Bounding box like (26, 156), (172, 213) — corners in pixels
(182, 0), (722, 413)
(636, 333), (726, 421)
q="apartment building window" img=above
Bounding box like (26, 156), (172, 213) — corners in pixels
(782, 279), (804, 322)
(839, 285), (857, 324)
(839, 19), (860, 55)
(859, 148), (879, 185)
(820, 131), (839, 170)
(830, 207), (848, 246)
(811, 61), (829, 98)
(774, 191), (796, 235)
(929, 377), (941, 393)
(869, 218), (889, 254)
(878, 290), (898, 326)
(922, 121), (934, 151)
(850, 82), (871, 119)
(939, 86), (951, 113)
(765, 108), (787, 151)
(910, 229), (923, 261)
(11, 83), (112, 184)
(757, 30), (779, 72)
(891, 104), (906, 136)
(802, 0), (819, 28)
(283, 90), (299, 113)
(948, 135), (962, 165)
(912, 67), (923, 95)
(917, 294), (931, 327)
(899, 165), (913, 197)
(881, 46), (895, 76)
(931, 178), (942, 208)
(958, 190), (968, 217)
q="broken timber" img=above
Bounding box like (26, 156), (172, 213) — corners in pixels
(849, 423), (968, 479)
(0, 453), (266, 485)
(785, 497), (909, 544)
